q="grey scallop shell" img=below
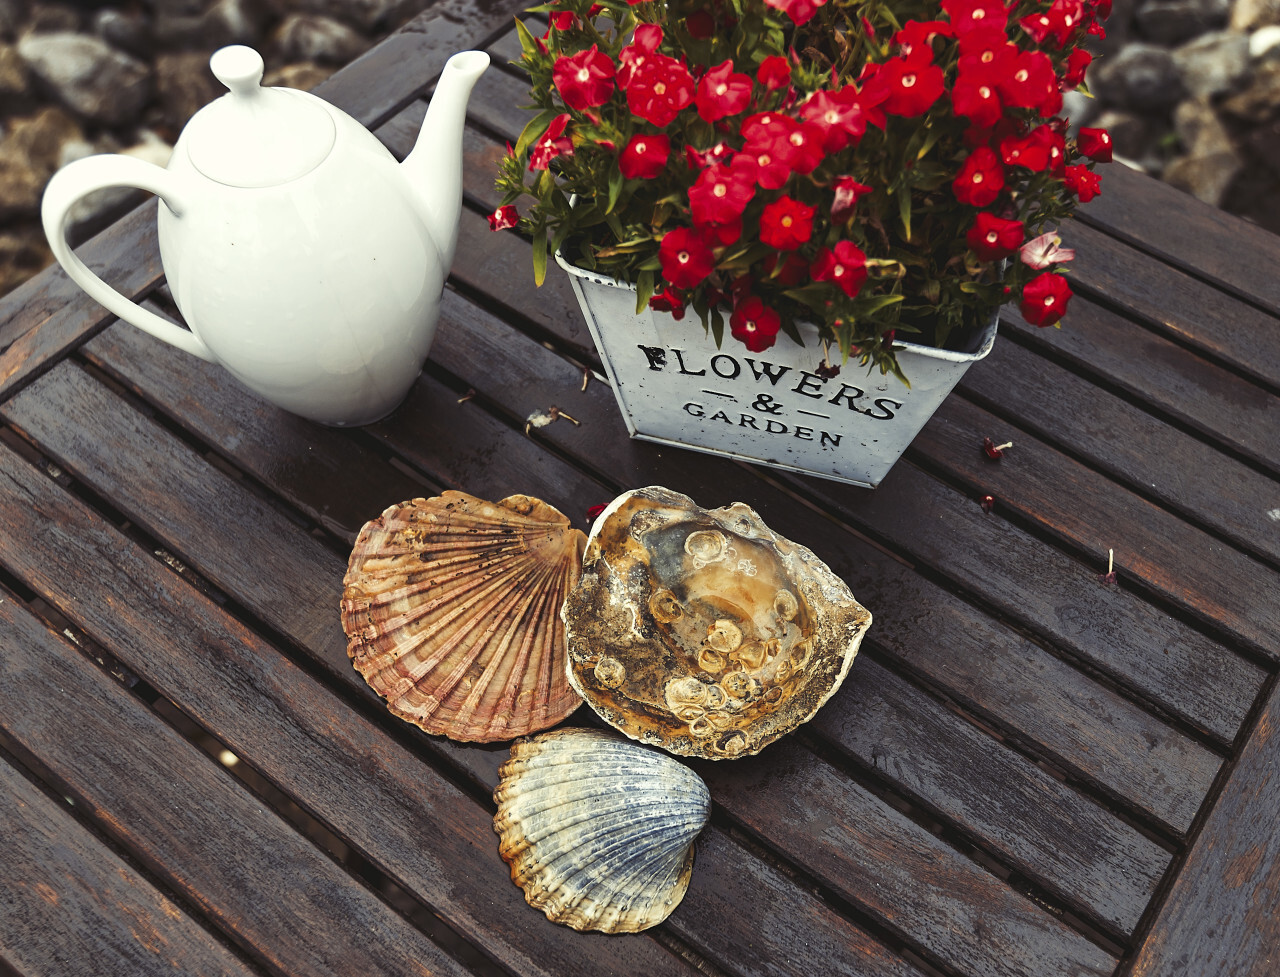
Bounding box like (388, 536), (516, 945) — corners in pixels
(493, 727), (711, 933)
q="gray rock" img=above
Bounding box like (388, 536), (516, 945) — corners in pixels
(0, 40), (34, 111)
(1062, 89), (1100, 130)
(1231, 0), (1280, 30)
(1245, 120), (1280, 175)
(93, 8), (153, 58)
(0, 0), (27, 38)
(268, 0), (431, 32)
(1090, 43), (1187, 110)
(25, 2), (81, 33)
(0, 105), (82, 219)
(153, 0), (261, 50)
(1174, 96), (1236, 155)
(18, 31), (151, 125)
(274, 14), (370, 65)
(1164, 150), (1244, 204)
(1094, 109), (1165, 163)
(61, 129), (171, 236)
(154, 50), (221, 128)
(1250, 24), (1280, 58)
(1172, 30), (1252, 97)
(1135, 0), (1230, 45)
(0, 226), (53, 296)
(263, 60), (332, 91)
(1221, 60), (1280, 121)
(146, 0), (206, 16)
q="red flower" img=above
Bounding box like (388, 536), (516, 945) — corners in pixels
(685, 141), (732, 169)
(764, 0), (827, 26)
(689, 153), (758, 226)
(1065, 164), (1102, 201)
(626, 55), (695, 127)
(757, 55), (792, 91)
(1078, 126), (1113, 162)
(528, 114), (573, 171)
(649, 286), (687, 320)
(811, 241), (868, 298)
(881, 51), (945, 117)
(998, 49), (1059, 113)
(830, 176), (873, 222)
(730, 295), (781, 352)
(942, 0), (1008, 34)
(894, 20), (954, 58)
(952, 70), (1004, 128)
(658, 227), (715, 289)
(695, 60), (753, 122)
(618, 133), (670, 179)
(1020, 271), (1072, 326)
(799, 87), (870, 153)
(548, 11), (577, 30)
(1062, 49), (1092, 88)
(953, 146), (1004, 206)
(965, 213), (1024, 261)
(487, 204), (518, 230)
(552, 47), (616, 111)
(759, 195), (815, 250)
(1000, 126), (1057, 172)
(617, 24), (662, 90)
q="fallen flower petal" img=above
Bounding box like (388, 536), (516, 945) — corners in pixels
(1098, 547), (1117, 585)
(980, 495), (995, 513)
(982, 436), (1013, 459)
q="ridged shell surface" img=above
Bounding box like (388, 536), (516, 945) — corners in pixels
(563, 486), (872, 759)
(493, 727), (711, 933)
(341, 492), (586, 742)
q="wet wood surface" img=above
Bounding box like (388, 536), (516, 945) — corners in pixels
(1, 5), (1278, 977)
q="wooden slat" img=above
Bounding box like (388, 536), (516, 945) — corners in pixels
(0, 360), (929, 977)
(8, 353), (1171, 938)
(0, 722), (255, 977)
(1079, 160), (1280, 316)
(909, 394), (1280, 661)
(0, 521), (477, 977)
(1062, 220), (1280, 391)
(1001, 296), (1280, 476)
(45, 337), (1123, 973)
(960, 337), (1280, 571)
(1128, 677), (1280, 977)
(0, 437), (698, 977)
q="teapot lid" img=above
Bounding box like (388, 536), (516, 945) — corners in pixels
(186, 46), (336, 189)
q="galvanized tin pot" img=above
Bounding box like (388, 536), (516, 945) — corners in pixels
(556, 254), (998, 488)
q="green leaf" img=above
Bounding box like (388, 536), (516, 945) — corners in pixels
(855, 293), (905, 315)
(515, 109), (558, 160)
(635, 269), (655, 314)
(513, 17), (541, 61)
(898, 188), (912, 242)
(606, 166), (625, 214)
(532, 225), (548, 287)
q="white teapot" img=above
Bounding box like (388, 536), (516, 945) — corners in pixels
(42, 45), (489, 426)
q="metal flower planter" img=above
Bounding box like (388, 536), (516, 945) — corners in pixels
(557, 254), (998, 488)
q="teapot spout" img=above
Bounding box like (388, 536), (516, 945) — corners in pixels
(403, 50), (490, 272)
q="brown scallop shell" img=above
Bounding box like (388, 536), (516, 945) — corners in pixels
(341, 492), (586, 742)
(562, 486), (872, 759)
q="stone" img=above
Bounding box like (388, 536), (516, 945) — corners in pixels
(1244, 119), (1280, 175)
(274, 13), (370, 64)
(263, 61), (332, 91)
(0, 0), (27, 38)
(25, 2), (81, 33)
(0, 41), (34, 112)
(1094, 109), (1166, 165)
(1164, 150), (1245, 204)
(1135, 0), (1231, 45)
(1172, 30), (1252, 97)
(153, 0), (261, 50)
(1250, 24), (1280, 59)
(0, 105), (82, 219)
(267, 0), (431, 32)
(61, 129), (172, 239)
(154, 51), (221, 129)
(1089, 43), (1187, 110)
(1062, 89), (1101, 129)
(1221, 60), (1280, 121)
(0, 226), (53, 296)
(1174, 96), (1236, 156)
(1231, 0), (1280, 30)
(17, 31), (151, 126)
(93, 8), (153, 59)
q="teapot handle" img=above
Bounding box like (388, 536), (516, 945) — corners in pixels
(42, 155), (215, 363)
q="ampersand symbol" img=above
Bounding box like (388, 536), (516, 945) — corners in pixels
(751, 393), (784, 414)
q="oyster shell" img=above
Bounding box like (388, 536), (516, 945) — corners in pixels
(341, 492), (586, 742)
(563, 486), (871, 759)
(493, 727), (710, 933)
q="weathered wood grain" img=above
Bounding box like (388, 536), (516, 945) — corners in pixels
(910, 394), (1280, 661)
(0, 523), (480, 977)
(1128, 678), (1280, 977)
(0, 712), (255, 977)
(1060, 220), (1280, 391)
(12, 349), (1133, 971)
(1078, 160), (1280, 316)
(960, 336), (1280, 572)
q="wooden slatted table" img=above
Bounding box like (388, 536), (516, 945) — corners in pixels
(2, 5), (1278, 976)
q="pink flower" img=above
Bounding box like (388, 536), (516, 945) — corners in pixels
(966, 213), (1024, 261)
(552, 47), (616, 111)
(487, 205), (518, 230)
(759, 195), (815, 250)
(618, 133), (670, 179)
(953, 146), (1004, 206)
(626, 55), (695, 127)
(689, 154), (758, 226)
(730, 295), (781, 351)
(1020, 230), (1076, 269)
(658, 227), (715, 289)
(617, 24), (662, 90)
(695, 60), (753, 122)
(528, 114), (573, 171)
(1020, 271), (1072, 326)
(811, 241), (868, 297)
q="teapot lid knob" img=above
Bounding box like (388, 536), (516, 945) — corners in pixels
(210, 46), (265, 99)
